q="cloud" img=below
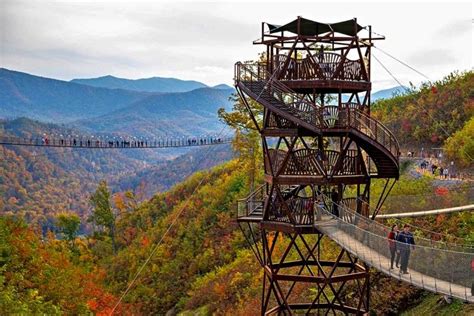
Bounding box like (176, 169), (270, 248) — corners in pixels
(1, 1), (472, 87)
(407, 49), (457, 67)
(435, 18), (472, 38)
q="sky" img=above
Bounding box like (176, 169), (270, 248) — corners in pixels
(1, 0), (472, 91)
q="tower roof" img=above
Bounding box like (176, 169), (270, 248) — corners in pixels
(267, 17), (363, 36)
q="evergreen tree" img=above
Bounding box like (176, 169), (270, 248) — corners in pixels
(55, 212), (80, 246)
(89, 180), (117, 254)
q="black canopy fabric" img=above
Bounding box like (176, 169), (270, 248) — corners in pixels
(268, 18), (363, 36)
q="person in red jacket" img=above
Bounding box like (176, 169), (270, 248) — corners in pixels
(471, 258), (474, 295)
(388, 224), (400, 269)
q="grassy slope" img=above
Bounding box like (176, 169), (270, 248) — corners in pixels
(402, 293), (474, 316)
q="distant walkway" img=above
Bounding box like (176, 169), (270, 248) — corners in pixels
(402, 156), (471, 182)
(376, 204), (474, 219)
(0, 135), (233, 149)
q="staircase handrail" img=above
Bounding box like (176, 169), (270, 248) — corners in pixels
(236, 61), (400, 162)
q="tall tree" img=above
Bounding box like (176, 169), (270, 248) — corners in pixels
(89, 180), (117, 253)
(55, 212), (81, 246)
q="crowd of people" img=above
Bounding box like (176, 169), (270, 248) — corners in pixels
(419, 160), (453, 179)
(13, 136), (227, 148)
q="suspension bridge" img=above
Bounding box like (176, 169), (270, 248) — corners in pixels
(0, 135), (233, 149)
(317, 199), (474, 303)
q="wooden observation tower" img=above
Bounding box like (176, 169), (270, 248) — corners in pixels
(235, 17), (400, 315)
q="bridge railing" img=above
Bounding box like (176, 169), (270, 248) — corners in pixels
(350, 196), (474, 248)
(318, 199), (474, 301)
(0, 135), (232, 148)
(318, 205), (474, 300)
(331, 196), (474, 252)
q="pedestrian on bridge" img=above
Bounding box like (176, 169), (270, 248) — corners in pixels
(388, 224), (400, 269)
(397, 224), (415, 274)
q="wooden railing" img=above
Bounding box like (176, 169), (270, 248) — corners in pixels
(272, 52), (366, 82)
(268, 195), (315, 225)
(341, 108), (400, 160)
(265, 148), (360, 176)
(235, 62), (400, 161)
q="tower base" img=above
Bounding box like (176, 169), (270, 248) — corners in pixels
(239, 224), (370, 315)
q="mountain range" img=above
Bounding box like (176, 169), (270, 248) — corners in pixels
(0, 68), (233, 137)
(0, 117), (233, 228)
(0, 68), (405, 138)
(0, 68), (148, 122)
(70, 75), (208, 93)
(371, 85), (408, 101)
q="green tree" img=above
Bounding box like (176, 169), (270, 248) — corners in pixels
(444, 117), (474, 167)
(89, 180), (117, 254)
(55, 212), (80, 246)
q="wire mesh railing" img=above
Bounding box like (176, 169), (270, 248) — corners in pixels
(330, 197), (474, 252)
(317, 199), (474, 302)
(349, 196), (474, 249)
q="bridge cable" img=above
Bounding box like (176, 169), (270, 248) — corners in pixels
(371, 52), (473, 162)
(354, 196), (474, 247)
(373, 46), (431, 81)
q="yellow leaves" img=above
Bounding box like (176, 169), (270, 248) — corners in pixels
(112, 193), (126, 213)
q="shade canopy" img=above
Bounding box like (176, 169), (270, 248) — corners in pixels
(268, 18), (363, 36)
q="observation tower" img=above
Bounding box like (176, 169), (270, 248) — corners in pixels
(235, 17), (400, 315)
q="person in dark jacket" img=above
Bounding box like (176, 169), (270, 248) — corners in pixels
(397, 224), (415, 274)
(388, 224), (400, 269)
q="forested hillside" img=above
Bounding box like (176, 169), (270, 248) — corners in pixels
(75, 87), (234, 137)
(2, 154), (471, 314)
(0, 118), (233, 232)
(0, 216), (125, 314)
(372, 71), (473, 166)
(1, 70), (472, 315)
(112, 143), (233, 199)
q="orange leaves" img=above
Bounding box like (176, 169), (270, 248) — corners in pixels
(141, 235), (151, 248)
(435, 213), (446, 226)
(401, 119), (412, 132)
(435, 187), (449, 196)
(430, 133), (439, 143)
(1, 217), (131, 314)
(87, 299), (99, 310)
